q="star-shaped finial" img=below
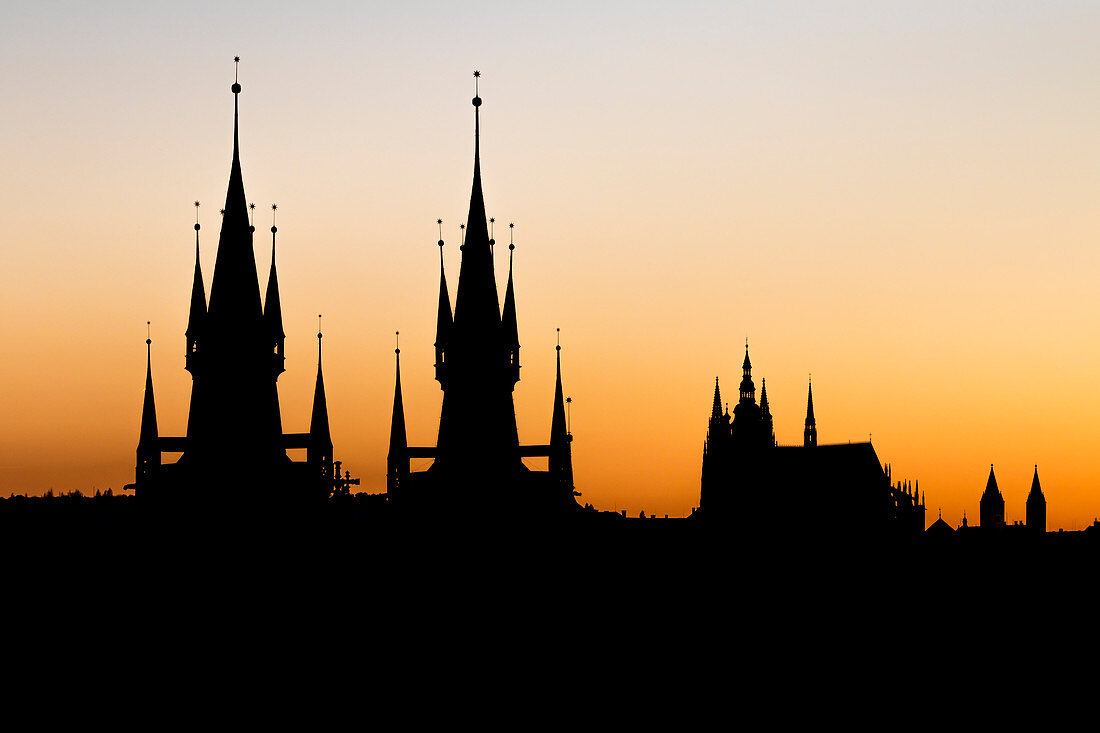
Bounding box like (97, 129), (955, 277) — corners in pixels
(219, 208), (225, 215)
(473, 70), (480, 78)
(194, 201), (200, 208)
(509, 222), (514, 229)
(271, 203), (277, 211)
(234, 56), (240, 63)
(249, 202), (255, 211)
(437, 218), (443, 225)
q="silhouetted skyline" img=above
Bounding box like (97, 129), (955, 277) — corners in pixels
(4, 4), (1100, 527)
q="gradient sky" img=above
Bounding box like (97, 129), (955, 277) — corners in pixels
(3, 1), (1100, 528)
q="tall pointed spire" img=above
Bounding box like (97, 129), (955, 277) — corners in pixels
(452, 70), (500, 330)
(136, 323), (161, 485)
(738, 341), (756, 405)
(140, 325), (158, 446)
(466, 70), (487, 244)
(552, 331), (567, 442)
(264, 204), (285, 375)
(804, 376), (817, 447)
(186, 202), (207, 374)
(980, 463), (1005, 528)
(502, 223), (520, 385)
(434, 219), (453, 385)
(760, 377), (775, 446)
(388, 332), (410, 495)
(309, 321), (331, 447)
(549, 330), (574, 494)
(207, 56), (262, 322)
(1026, 464), (1046, 533)
(711, 377), (722, 419)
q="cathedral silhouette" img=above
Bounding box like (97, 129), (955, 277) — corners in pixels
(698, 344), (926, 535)
(127, 60), (350, 502)
(386, 72), (580, 518)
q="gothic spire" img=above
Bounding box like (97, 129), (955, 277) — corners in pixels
(452, 70), (501, 330)
(711, 377), (722, 419)
(738, 342), (756, 405)
(549, 331), (574, 493)
(139, 327), (158, 446)
(502, 224), (520, 379)
(551, 332), (567, 443)
(761, 377), (774, 445)
(983, 464), (999, 498)
(388, 333), (408, 469)
(1029, 465), (1043, 497)
(264, 204), (284, 341)
(309, 327), (331, 448)
(207, 56), (263, 322)
(804, 377), (817, 447)
(186, 202), (206, 342)
(1027, 464), (1046, 532)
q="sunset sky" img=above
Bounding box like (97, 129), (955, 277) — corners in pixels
(3, 1), (1100, 528)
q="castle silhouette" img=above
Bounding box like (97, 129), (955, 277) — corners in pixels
(698, 345), (926, 535)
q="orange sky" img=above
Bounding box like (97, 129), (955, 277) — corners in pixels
(3, 2), (1100, 528)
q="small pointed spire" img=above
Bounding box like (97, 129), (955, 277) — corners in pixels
(264, 203), (284, 342)
(501, 224), (519, 357)
(742, 340), (751, 370)
(186, 202), (207, 342)
(310, 317), (331, 446)
(434, 218), (454, 370)
(388, 330), (408, 472)
(984, 464), (999, 495)
(804, 376), (817, 447)
(140, 322), (158, 445)
(552, 329), (568, 443)
(1030, 465), (1042, 495)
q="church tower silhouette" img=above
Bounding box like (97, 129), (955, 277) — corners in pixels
(129, 60), (342, 502)
(387, 73), (579, 517)
(1026, 465), (1046, 533)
